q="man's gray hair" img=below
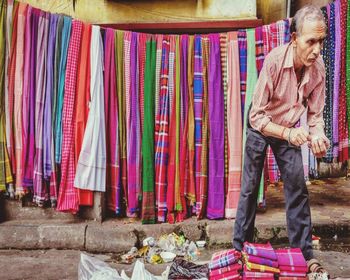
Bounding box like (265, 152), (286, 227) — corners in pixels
(291, 5), (326, 35)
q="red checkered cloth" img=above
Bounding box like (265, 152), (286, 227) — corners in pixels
(243, 242), (277, 261)
(209, 249), (241, 270)
(210, 263), (242, 277)
(275, 248), (307, 267)
(243, 268), (274, 280)
(211, 270), (241, 280)
(280, 271), (307, 277)
(279, 277), (308, 280)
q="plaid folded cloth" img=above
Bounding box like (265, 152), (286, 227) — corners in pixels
(243, 242), (277, 260)
(210, 263), (242, 277)
(243, 277), (274, 280)
(279, 277), (308, 280)
(210, 270), (241, 280)
(245, 261), (280, 273)
(242, 252), (279, 268)
(275, 248), (307, 267)
(243, 270), (274, 278)
(280, 271), (307, 277)
(209, 249), (241, 270)
(279, 265), (308, 273)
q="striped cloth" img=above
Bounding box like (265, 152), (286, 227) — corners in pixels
(238, 30), (247, 125)
(220, 33), (229, 194)
(186, 35), (196, 207)
(0, 0), (13, 190)
(279, 265), (308, 273)
(279, 277), (308, 280)
(104, 28), (120, 213)
(255, 26), (264, 75)
(207, 33), (225, 219)
(57, 20), (83, 213)
(209, 249), (241, 270)
(211, 270), (241, 280)
(178, 34), (189, 222)
(280, 271), (307, 277)
(43, 13), (58, 196)
(243, 242), (277, 260)
(6, 2), (18, 184)
(243, 269), (274, 279)
(333, 0), (341, 158)
(155, 35), (170, 222)
(245, 261), (280, 273)
(199, 35), (209, 219)
(138, 33), (147, 136)
(167, 35), (177, 224)
(33, 11), (49, 206)
(141, 35), (156, 224)
(275, 248), (307, 267)
(74, 23), (93, 206)
(209, 263), (242, 277)
(23, 7), (38, 189)
(4, 0), (14, 189)
(242, 252), (278, 268)
(116, 30), (126, 214)
(13, 3), (27, 196)
(339, 0), (348, 161)
(225, 32), (242, 219)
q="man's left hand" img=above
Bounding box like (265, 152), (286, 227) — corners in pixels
(308, 135), (330, 158)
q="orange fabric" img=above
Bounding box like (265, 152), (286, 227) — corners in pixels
(74, 23), (93, 206)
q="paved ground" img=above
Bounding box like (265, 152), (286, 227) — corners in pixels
(0, 248), (349, 280)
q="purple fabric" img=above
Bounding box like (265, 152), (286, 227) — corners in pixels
(243, 242), (277, 261)
(244, 253), (279, 268)
(180, 35), (189, 131)
(207, 34), (225, 219)
(23, 8), (40, 188)
(333, 0), (340, 157)
(43, 14), (58, 180)
(21, 5), (32, 190)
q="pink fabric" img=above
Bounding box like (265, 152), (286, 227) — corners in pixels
(225, 31), (242, 219)
(275, 248), (307, 267)
(279, 265), (308, 273)
(210, 263), (242, 277)
(243, 242), (277, 261)
(280, 271), (307, 277)
(57, 20), (83, 213)
(210, 270), (241, 280)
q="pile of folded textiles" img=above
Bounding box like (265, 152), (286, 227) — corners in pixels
(242, 242), (280, 279)
(276, 248), (308, 280)
(208, 249), (243, 280)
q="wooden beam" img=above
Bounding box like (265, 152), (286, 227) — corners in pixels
(99, 19), (263, 34)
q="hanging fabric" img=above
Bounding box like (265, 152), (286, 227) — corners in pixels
(207, 33), (225, 219)
(225, 31), (242, 219)
(57, 20), (83, 213)
(155, 35), (170, 222)
(141, 35), (156, 224)
(74, 22), (93, 206)
(104, 28), (120, 213)
(185, 35), (196, 208)
(238, 30), (247, 125)
(115, 30), (126, 215)
(74, 25), (106, 195)
(33, 10), (49, 206)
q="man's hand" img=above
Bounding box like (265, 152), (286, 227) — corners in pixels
(308, 135), (330, 158)
(288, 127), (309, 146)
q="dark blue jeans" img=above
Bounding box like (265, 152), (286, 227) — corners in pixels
(233, 127), (313, 260)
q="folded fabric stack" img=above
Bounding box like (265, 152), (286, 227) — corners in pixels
(209, 249), (242, 280)
(276, 248), (308, 280)
(242, 242), (280, 280)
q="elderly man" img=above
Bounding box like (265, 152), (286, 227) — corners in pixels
(233, 5), (330, 274)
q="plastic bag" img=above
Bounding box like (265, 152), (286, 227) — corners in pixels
(130, 260), (161, 280)
(168, 257), (209, 279)
(78, 253), (124, 280)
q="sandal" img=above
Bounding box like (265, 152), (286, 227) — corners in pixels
(307, 258), (330, 278)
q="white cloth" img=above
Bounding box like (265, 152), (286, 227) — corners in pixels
(74, 25), (106, 192)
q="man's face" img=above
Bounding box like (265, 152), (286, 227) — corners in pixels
(293, 19), (327, 67)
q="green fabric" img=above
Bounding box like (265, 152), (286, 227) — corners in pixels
(242, 29), (264, 204)
(0, 0), (7, 190)
(141, 38), (157, 224)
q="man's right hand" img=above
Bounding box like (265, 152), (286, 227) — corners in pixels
(287, 127), (309, 146)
